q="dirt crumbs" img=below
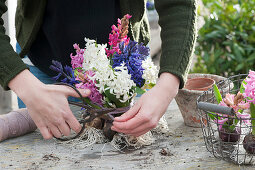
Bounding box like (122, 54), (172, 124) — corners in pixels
(42, 154), (60, 161)
(160, 148), (173, 156)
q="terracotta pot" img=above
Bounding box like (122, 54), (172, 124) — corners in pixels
(185, 77), (215, 91)
(175, 74), (228, 128)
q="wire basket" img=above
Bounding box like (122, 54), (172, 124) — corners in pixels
(197, 74), (255, 165)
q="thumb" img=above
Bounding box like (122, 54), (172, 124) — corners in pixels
(114, 102), (141, 122)
(60, 85), (91, 98)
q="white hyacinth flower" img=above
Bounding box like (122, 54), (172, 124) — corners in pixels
(83, 38), (109, 71)
(83, 38), (135, 104)
(142, 57), (159, 86)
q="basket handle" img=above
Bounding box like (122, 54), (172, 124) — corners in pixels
(197, 102), (235, 116)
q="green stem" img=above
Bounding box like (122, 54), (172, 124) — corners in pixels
(250, 103), (255, 135)
(83, 98), (101, 109)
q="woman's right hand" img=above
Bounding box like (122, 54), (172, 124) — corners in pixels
(9, 69), (91, 139)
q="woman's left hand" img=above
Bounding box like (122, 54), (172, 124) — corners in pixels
(111, 73), (180, 137)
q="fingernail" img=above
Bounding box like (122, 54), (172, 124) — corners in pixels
(114, 116), (121, 120)
(84, 89), (91, 95)
(76, 125), (82, 133)
(111, 126), (116, 131)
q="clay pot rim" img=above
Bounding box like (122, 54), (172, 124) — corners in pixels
(184, 77), (215, 91)
(180, 74), (229, 94)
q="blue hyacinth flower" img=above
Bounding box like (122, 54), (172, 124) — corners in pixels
(50, 60), (79, 86)
(112, 41), (149, 87)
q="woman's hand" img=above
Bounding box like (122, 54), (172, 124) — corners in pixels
(111, 73), (180, 137)
(9, 69), (91, 139)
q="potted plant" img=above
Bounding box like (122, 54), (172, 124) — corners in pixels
(211, 84), (250, 142)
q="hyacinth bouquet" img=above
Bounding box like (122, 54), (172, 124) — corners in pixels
(49, 15), (160, 143)
(50, 14), (158, 109)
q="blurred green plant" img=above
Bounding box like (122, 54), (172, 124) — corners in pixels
(192, 0), (255, 76)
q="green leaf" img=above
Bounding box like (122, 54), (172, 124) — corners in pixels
(135, 87), (146, 95)
(233, 43), (244, 62)
(250, 103), (255, 135)
(234, 118), (239, 126)
(205, 31), (222, 39)
(228, 124), (236, 132)
(239, 78), (247, 93)
(146, 83), (156, 89)
(246, 53), (255, 62)
(235, 63), (244, 71)
(208, 112), (216, 120)
(74, 67), (82, 76)
(103, 97), (112, 108)
(213, 84), (222, 104)
(104, 88), (130, 108)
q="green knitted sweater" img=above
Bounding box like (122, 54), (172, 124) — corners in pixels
(0, 0), (197, 90)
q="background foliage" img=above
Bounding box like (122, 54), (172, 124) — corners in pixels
(192, 0), (255, 76)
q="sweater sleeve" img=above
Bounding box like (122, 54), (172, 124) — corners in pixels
(0, 0), (28, 90)
(154, 0), (197, 89)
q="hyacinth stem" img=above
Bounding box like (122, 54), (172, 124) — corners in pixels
(250, 103), (255, 135)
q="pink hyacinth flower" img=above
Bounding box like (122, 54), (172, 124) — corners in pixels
(70, 43), (84, 69)
(106, 14), (132, 58)
(215, 118), (228, 130)
(75, 71), (103, 106)
(219, 100), (228, 107)
(243, 70), (255, 104)
(237, 101), (250, 110)
(124, 14), (132, 20)
(223, 93), (235, 106)
(236, 112), (251, 125)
